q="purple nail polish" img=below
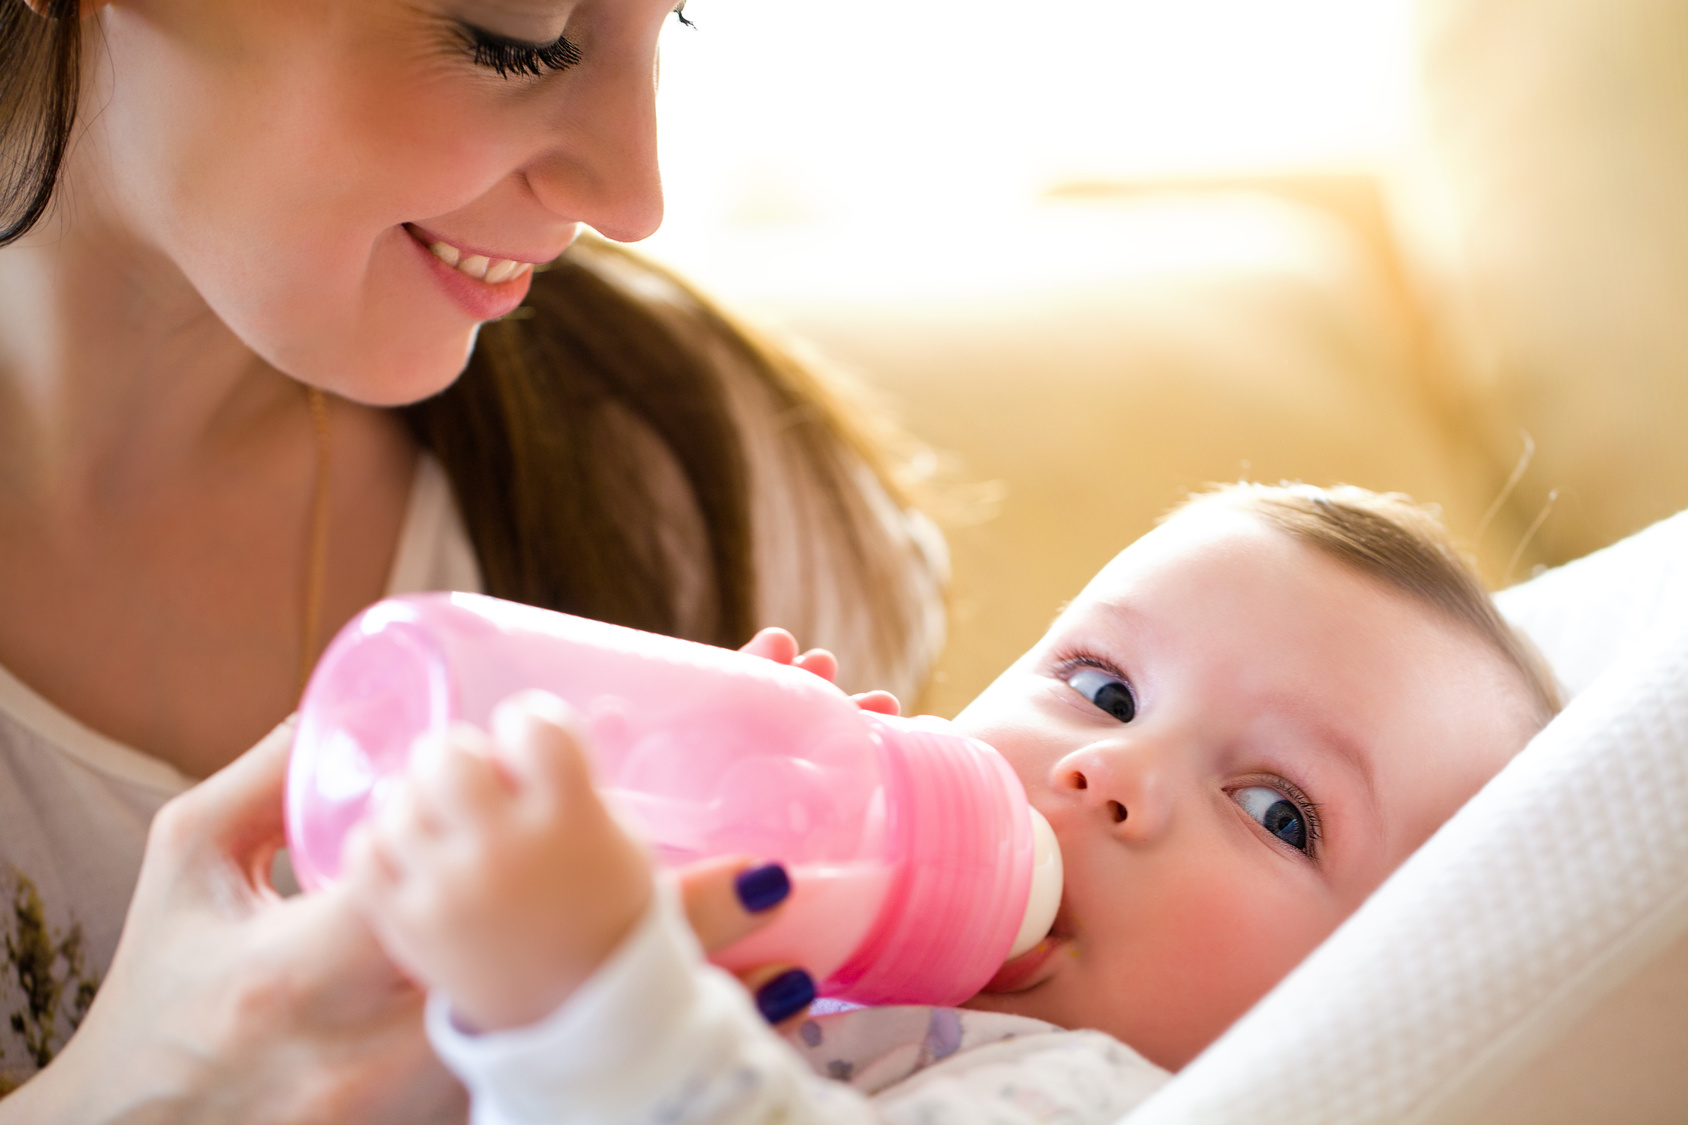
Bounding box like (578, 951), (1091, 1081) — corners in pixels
(735, 863), (791, 913)
(756, 969), (815, 1024)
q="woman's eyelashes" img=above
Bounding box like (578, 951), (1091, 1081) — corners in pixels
(457, 4), (694, 78)
(1063, 662), (1137, 723)
(1232, 783), (1322, 856)
(458, 23), (583, 78)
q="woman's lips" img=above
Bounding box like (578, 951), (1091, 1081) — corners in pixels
(402, 224), (537, 322)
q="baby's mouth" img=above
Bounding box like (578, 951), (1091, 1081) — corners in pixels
(980, 903), (1075, 994)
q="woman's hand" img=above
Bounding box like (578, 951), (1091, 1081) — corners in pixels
(1, 721), (467, 1125)
(676, 856), (816, 1029)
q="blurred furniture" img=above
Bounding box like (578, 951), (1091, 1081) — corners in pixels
(691, 0), (1688, 720)
(763, 0), (1688, 1117)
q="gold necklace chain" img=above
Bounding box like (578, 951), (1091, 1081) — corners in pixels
(298, 385), (331, 698)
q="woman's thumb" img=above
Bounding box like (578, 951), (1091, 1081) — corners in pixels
(150, 715), (296, 885)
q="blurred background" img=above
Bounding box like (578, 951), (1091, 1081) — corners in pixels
(641, 0), (1688, 714)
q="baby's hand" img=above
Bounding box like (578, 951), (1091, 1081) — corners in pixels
(740, 627), (901, 716)
(343, 691), (653, 1034)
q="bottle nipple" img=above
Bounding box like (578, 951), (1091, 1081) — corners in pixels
(1006, 807), (1064, 959)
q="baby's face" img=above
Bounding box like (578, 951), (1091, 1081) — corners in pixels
(956, 505), (1542, 1069)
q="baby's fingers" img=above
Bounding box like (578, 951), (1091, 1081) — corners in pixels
(408, 723), (508, 825)
(740, 627), (800, 665)
(489, 690), (596, 809)
(792, 648), (838, 683)
(851, 690), (901, 716)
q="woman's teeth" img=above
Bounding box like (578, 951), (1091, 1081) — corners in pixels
(428, 240), (529, 285)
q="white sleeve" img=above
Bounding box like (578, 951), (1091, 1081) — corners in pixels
(427, 880), (878, 1125)
(426, 882), (1165, 1125)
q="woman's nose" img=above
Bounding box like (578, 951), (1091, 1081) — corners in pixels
(525, 43), (665, 242)
(1050, 742), (1170, 841)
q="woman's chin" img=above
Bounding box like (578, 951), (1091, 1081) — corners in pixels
(295, 323), (481, 407)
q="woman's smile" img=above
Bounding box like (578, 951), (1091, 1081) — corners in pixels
(402, 221), (567, 321)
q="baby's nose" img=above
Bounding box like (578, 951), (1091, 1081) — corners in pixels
(1051, 743), (1168, 840)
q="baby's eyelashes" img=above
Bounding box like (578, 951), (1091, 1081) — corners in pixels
(1231, 783), (1321, 856)
(1063, 664), (1137, 723)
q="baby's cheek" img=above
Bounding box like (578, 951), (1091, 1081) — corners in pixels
(1109, 856), (1341, 1068)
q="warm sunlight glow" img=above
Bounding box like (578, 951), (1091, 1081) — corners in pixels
(648, 0), (1415, 275)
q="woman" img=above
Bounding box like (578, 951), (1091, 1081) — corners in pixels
(0, 0), (944, 1117)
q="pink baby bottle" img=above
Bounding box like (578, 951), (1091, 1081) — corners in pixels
(286, 592), (1063, 1007)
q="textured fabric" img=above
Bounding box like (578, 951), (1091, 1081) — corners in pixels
(429, 881), (1170, 1125)
(787, 1005), (1057, 1095)
(1120, 509), (1688, 1123)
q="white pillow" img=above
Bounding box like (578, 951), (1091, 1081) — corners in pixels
(1119, 510), (1688, 1123)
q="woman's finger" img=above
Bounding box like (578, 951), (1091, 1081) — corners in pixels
(678, 855), (791, 953)
(147, 715), (297, 893)
(739, 963), (817, 1030)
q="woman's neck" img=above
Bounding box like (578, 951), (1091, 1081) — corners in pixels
(0, 173), (417, 776)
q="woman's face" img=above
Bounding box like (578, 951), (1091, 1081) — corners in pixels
(956, 507), (1542, 1070)
(82, 0), (681, 403)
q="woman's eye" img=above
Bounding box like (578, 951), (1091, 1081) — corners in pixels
(1066, 667), (1136, 723)
(461, 26), (583, 78)
(1234, 786), (1310, 853)
(674, 0), (695, 25)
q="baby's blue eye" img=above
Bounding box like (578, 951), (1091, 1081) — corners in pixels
(1067, 667), (1136, 723)
(1234, 786), (1309, 852)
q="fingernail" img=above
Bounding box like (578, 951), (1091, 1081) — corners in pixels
(755, 969), (816, 1024)
(734, 863), (791, 913)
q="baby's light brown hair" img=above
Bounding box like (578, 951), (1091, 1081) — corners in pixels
(1175, 483), (1563, 725)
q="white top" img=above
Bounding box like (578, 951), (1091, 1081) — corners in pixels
(0, 456), (480, 1091)
(428, 881), (1171, 1125)
(0, 426), (946, 1094)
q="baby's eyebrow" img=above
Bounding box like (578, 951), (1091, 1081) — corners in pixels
(1289, 715), (1382, 829)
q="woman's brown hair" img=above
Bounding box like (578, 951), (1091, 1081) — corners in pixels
(0, 0), (80, 246)
(404, 235), (929, 663)
(2, 5), (937, 676)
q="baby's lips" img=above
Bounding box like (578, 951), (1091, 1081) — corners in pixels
(980, 935), (1061, 994)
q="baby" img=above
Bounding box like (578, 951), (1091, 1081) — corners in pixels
(345, 483), (1560, 1124)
